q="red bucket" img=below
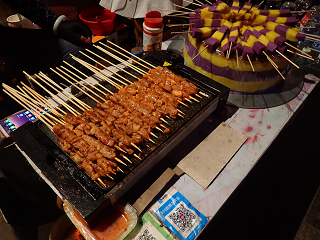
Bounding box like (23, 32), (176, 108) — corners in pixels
(79, 7), (116, 36)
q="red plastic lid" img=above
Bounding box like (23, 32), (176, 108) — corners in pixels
(144, 11), (163, 28)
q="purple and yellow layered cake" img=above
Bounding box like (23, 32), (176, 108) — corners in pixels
(182, 0), (306, 93)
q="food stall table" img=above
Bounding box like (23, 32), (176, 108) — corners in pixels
(1, 2), (319, 238)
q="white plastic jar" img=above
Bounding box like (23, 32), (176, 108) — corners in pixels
(143, 11), (163, 51)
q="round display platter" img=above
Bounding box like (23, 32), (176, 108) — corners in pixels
(227, 65), (304, 109)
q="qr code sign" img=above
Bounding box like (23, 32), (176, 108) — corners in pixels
(138, 229), (157, 240)
(167, 203), (196, 232)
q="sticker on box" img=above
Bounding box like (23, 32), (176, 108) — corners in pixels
(152, 187), (208, 240)
(124, 211), (176, 240)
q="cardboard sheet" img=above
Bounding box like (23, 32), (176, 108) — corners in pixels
(177, 122), (247, 189)
(133, 167), (183, 215)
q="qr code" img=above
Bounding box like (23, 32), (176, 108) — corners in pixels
(138, 229), (157, 240)
(167, 203), (196, 232)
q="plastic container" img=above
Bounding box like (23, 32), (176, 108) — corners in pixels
(79, 7), (116, 36)
(6, 14), (22, 28)
(143, 11), (163, 51)
(63, 201), (137, 240)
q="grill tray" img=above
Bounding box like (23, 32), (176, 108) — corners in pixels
(10, 50), (230, 220)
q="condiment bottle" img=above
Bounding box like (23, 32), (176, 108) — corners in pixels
(143, 11), (163, 51)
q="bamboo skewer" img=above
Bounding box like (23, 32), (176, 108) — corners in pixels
(177, 109), (186, 115)
(287, 49), (314, 60)
(183, 0), (202, 7)
(97, 178), (108, 187)
(63, 60), (114, 94)
(150, 133), (159, 139)
(285, 42), (313, 58)
(236, 49), (239, 69)
(160, 117), (170, 125)
(22, 83), (68, 116)
(70, 55), (122, 90)
(173, 4), (194, 12)
(98, 43), (151, 71)
(168, 15), (190, 18)
(59, 66), (110, 98)
(171, 31), (192, 34)
(193, 0), (203, 4)
(155, 126), (164, 132)
(263, 52), (279, 68)
(225, 50), (229, 67)
(105, 40), (157, 69)
(291, 10), (316, 13)
(259, 0), (264, 6)
(3, 84), (63, 125)
(5, 88), (114, 184)
(159, 9), (191, 14)
(114, 158), (127, 166)
(303, 32), (320, 39)
(103, 41), (208, 100)
(275, 50), (300, 69)
(23, 71), (80, 116)
(95, 48), (148, 76)
(18, 86), (28, 96)
(192, 44), (209, 61)
(35, 73), (88, 112)
(4, 142), (16, 149)
(115, 145), (127, 153)
(227, 42), (232, 60)
(85, 48), (134, 83)
(189, 96), (200, 102)
(307, 47), (320, 53)
(20, 83), (66, 117)
(131, 143), (142, 152)
(39, 71), (91, 110)
(14, 85), (66, 123)
(306, 36), (320, 43)
(122, 155), (132, 164)
(262, 51), (285, 80)
(50, 67), (104, 103)
(166, 23), (193, 27)
(18, 86), (63, 119)
(70, 54), (122, 88)
(160, 124), (167, 129)
(53, 68), (107, 103)
(95, 46), (194, 109)
(117, 167), (124, 173)
(134, 154), (142, 160)
(94, 45), (140, 80)
(3, 89), (53, 130)
(76, 53), (137, 85)
(85, 51), (187, 124)
(79, 51), (129, 86)
(88, 62), (128, 86)
(199, 92), (209, 98)
(247, 55), (255, 72)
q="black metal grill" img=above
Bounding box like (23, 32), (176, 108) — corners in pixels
(10, 50), (230, 220)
